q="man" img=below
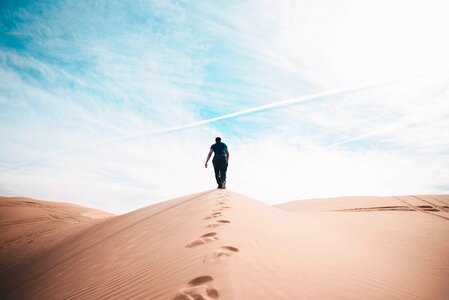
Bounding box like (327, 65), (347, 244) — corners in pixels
(205, 137), (229, 189)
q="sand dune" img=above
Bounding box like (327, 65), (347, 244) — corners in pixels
(0, 196), (113, 273)
(276, 194), (449, 216)
(0, 192), (448, 299)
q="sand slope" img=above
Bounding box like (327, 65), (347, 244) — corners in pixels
(0, 196), (113, 273)
(276, 194), (449, 218)
(1, 192), (448, 299)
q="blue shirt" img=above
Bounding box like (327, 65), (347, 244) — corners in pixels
(211, 142), (227, 157)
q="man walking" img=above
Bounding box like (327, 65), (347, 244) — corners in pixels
(205, 137), (229, 189)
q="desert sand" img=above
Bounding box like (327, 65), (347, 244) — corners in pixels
(0, 196), (114, 273)
(0, 191), (448, 299)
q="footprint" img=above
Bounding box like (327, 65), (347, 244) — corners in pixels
(188, 276), (214, 285)
(206, 220), (230, 228)
(208, 246), (240, 263)
(206, 223), (220, 228)
(222, 246), (238, 251)
(174, 276), (219, 300)
(173, 287), (218, 299)
(201, 232), (217, 237)
(186, 233), (218, 248)
(212, 206), (230, 212)
(204, 212), (222, 220)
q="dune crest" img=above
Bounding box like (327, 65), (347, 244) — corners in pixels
(1, 192), (448, 299)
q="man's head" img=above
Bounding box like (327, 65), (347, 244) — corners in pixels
(215, 137), (221, 143)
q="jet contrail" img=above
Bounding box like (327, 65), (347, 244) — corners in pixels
(328, 112), (449, 147)
(0, 76), (414, 172)
(327, 90), (449, 147)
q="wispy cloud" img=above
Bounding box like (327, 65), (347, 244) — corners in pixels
(1, 74), (412, 172)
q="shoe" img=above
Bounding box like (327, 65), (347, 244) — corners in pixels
(217, 183), (222, 189)
(221, 181), (226, 189)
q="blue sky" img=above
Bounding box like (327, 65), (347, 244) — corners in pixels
(1, 0), (449, 213)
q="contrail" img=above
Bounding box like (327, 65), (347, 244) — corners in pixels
(327, 120), (413, 147)
(0, 76), (413, 172)
(327, 90), (449, 147)
(328, 112), (449, 147)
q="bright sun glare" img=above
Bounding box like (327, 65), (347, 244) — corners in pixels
(275, 0), (449, 86)
(337, 1), (449, 81)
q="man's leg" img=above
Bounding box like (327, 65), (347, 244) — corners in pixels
(220, 159), (228, 188)
(212, 160), (222, 188)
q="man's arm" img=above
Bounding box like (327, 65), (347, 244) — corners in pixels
(205, 148), (213, 168)
(226, 148), (229, 163)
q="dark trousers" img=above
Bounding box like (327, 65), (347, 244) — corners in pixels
(212, 156), (228, 185)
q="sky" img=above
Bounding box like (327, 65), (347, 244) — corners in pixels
(1, 0), (449, 214)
